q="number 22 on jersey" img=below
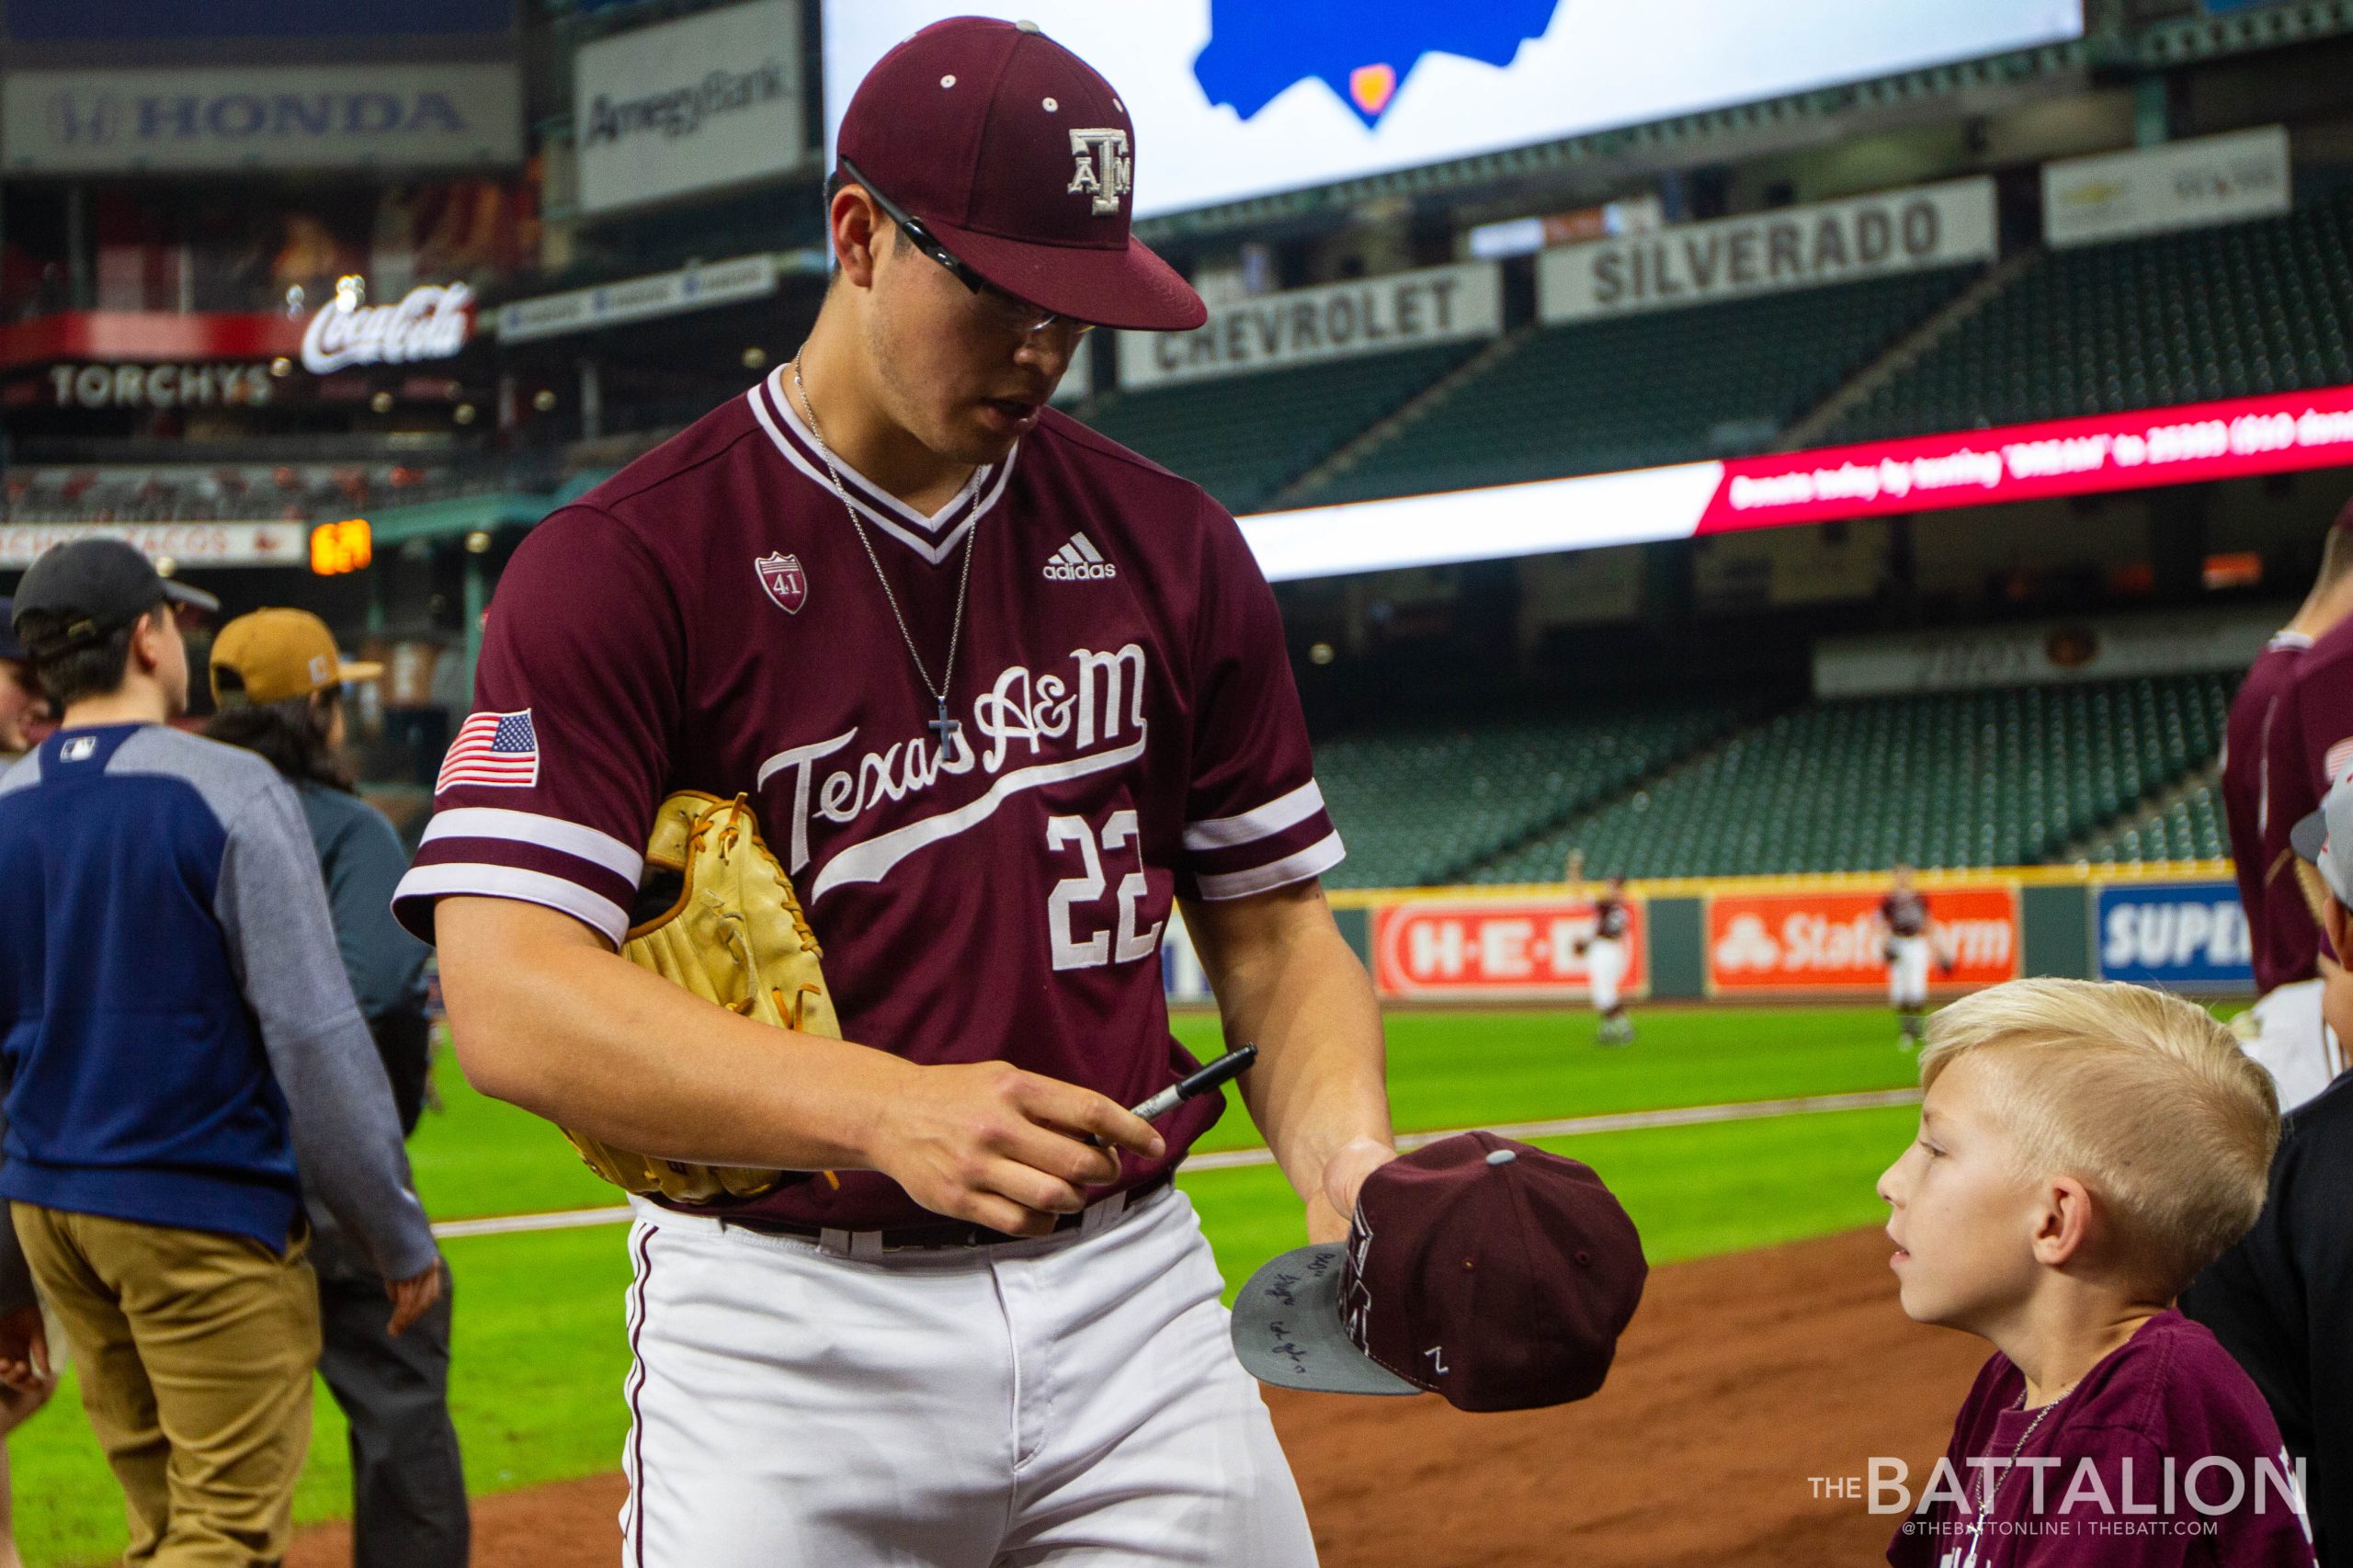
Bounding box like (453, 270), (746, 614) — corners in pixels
(1047, 811), (1163, 971)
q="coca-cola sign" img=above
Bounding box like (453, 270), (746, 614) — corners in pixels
(301, 281), (473, 376)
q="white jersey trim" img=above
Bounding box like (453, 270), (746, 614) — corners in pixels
(1182, 779), (1328, 852)
(1191, 831), (1346, 902)
(420, 807), (644, 884)
(748, 371), (1020, 566)
(394, 863), (630, 949)
(810, 733), (1150, 902)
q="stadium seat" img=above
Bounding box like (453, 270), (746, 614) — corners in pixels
(1828, 195), (2353, 442)
(1450, 672), (2234, 882)
(1314, 699), (1752, 889)
(1289, 267), (1974, 506)
(1077, 343), (1478, 516)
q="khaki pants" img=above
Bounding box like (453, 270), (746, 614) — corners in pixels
(10, 1204), (320, 1567)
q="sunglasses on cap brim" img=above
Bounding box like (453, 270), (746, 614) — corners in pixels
(835, 158), (1093, 337)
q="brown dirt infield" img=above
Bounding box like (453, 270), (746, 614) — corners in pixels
(285, 1225), (1984, 1567)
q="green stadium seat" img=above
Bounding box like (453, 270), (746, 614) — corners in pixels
(1829, 196), (2353, 442)
(1314, 699), (1753, 889)
(1290, 268), (1973, 506)
(1438, 672), (2233, 883)
(1078, 343), (1478, 515)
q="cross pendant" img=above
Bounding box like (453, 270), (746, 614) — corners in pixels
(928, 702), (962, 750)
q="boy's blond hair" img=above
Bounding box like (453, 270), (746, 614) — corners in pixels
(1920, 978), (2280, 1299)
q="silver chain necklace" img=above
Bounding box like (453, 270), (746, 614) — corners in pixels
(790, 357), (980, 750)
(1963, 1387), (2070, 1566)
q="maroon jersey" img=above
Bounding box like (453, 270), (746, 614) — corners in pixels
(2282, 616), (2353, 969)
(1881, 891), (1928, 938)
(2224, 634), (2315, 994)
(392, 371), (1343, 1229)
(1592, 896), (1629, 941)
(1889, 1312), (2313, 1567)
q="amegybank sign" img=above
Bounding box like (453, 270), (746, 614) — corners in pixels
(1540, 177), (1997, 322)
(1119, 263), (1501, 390)
(2, 63), (519, 174)
(575, 0), (805, 215)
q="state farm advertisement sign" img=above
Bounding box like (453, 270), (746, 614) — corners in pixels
(1707, 887), (2018, 996)
(1374, 898), (1646, 1001)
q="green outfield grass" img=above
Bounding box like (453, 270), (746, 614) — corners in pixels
(11, 1004), (1929, 1567)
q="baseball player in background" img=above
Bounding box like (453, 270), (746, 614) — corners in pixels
(2229, 506), (2353, 1112)
(395, 21), (1394, 1566)
(1874, 864), (1938, 1048)
(1579, 874), (1636, 1046)
(2183, 763), (2353, 1562)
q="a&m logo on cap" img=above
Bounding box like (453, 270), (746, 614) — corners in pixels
(756, 552), (809, 616)
(1067, 129), (1131, 215)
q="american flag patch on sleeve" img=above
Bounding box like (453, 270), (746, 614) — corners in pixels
(2328, 735), (2353, 789)
(437, 709), (541, 792)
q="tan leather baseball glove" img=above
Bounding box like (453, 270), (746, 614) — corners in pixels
(560, 790), (842, 1203)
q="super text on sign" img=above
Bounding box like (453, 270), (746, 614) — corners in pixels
(2095, 882), (2253, 992)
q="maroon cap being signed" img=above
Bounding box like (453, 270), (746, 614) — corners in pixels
(1232, 1132), (1647, 1413)
(835, 17), (1206, 333)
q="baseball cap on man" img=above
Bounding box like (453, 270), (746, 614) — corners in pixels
(2290, 754), (2353, 907)
(836, 17), (1205, 333)
(210, 608), (383, 708)
(11, 538), (219, 661)
(1230, 1131), (1647, 1413)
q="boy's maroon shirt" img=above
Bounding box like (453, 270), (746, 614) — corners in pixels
(1890, 1312), (2314, 1566)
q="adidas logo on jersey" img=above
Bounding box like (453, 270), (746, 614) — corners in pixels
(1043, 531), (1118, 581)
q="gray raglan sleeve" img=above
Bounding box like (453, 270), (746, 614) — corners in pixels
(319, 799), (431, 1021)
(216, 776), (439, 1283)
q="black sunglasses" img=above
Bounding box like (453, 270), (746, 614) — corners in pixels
(837, 159), (1093, 338)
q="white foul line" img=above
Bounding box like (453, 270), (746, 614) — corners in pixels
(1183, 1086), (1923, 1170)
(427, 1087), (1922, 1241)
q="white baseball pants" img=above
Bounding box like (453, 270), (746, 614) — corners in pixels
(2240, 977), (2345, 1114)
(1887, 935), (1931, 1006)
(1586, 937), (1626, 1011)
(618, 1184), (1318, 1567)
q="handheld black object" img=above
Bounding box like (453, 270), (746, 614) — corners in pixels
(1129, 1043), (1258, 1123)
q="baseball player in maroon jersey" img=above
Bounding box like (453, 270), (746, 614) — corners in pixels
(2222, 510), (2353, 1111)
(1873, 865), (1938, 1049)
(395, 20), (1395, 1565)
(1574, 874), (1635, 1045)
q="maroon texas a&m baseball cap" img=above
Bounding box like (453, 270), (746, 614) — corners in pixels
(835, 17), (1206, 333)
(1231, 1131), (1647, 1413)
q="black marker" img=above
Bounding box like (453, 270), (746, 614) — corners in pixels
(1128, 1043), (1258, 1123)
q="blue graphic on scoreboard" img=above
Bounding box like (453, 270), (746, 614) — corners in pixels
(2096, 881), (2253, 991)
(1192, 0), (1565, 128)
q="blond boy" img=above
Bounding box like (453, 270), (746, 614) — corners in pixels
(1879, 978), (2313, 1566)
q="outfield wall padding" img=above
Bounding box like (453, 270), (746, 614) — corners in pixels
(2022, 884), (2094, 980)
(1333, 904), (1372, 968)
(1647, 898), (1707, 1000)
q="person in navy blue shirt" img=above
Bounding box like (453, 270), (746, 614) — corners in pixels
(0, 540), (439, 1567)
(207, 607), (465, 1568)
